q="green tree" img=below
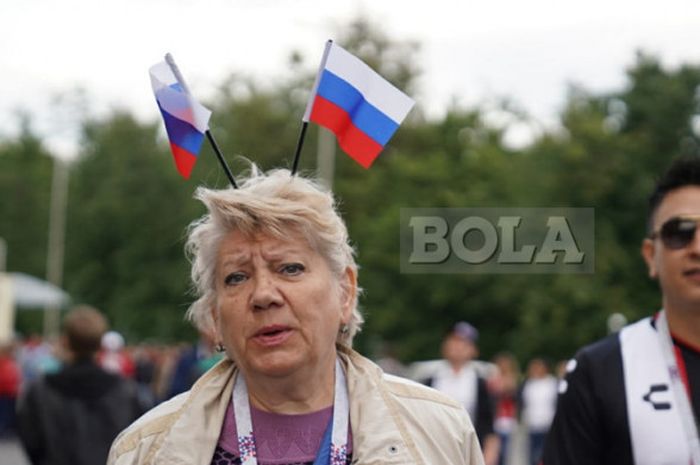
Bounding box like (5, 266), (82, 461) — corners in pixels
(0, 117), (53, 277)
(65, 112), (202, 341)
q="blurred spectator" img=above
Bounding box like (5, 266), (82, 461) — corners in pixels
(520, 358), (558, 465)
(374, 342), (407, 377)
(554, 359), (568, 380)
(152, 344), (180, 401)
(488, 352), (520, 465)
(423, 321), (500, 465)
(17, 334), (59, 386)
(98, 330), (135, 378)
(166, 330), (222, 399)
(0, 340), (21, 437)
(16, 305), (144, 465)
(132, 344), (157, 409)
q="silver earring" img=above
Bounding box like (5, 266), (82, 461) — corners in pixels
(215, 342), (225, 353)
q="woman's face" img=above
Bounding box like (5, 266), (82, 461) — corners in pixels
(211, 229), (355, 380)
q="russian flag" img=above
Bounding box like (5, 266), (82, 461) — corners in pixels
(303, 41), (415, 169)
(149, 60), (211, 179)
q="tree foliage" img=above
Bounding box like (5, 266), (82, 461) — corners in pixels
(64, 113), (201, 341)
(0, 118), (53, 277)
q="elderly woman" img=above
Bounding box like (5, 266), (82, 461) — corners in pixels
(109, 169), (483, 465)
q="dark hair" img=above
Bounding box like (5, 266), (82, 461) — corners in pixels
(647, 156), (700, 234)
(62, 306), (108, 359)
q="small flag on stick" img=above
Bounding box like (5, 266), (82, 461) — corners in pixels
(300, 41), (415, 169)
(149, 57), (212, 179)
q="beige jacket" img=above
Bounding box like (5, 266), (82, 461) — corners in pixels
(108, 347), (484, 465)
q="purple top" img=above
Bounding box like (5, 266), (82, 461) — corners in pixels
(212, 402), (353, 465)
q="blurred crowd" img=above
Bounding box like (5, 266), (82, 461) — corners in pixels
(377, 322), (565, 465)
(0, 329), (224, 437)
(0, 322), (562, 465)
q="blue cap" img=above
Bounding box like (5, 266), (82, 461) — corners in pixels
(452, 321), (479, 343)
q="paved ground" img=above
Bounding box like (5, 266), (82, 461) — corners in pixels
(507, 425), (529, 465)
(0, 437), (29, 465)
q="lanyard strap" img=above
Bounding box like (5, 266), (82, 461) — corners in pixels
(232, 358), (349, 465)
(657, 310), (700, 464)
(312, 418), (333, 465)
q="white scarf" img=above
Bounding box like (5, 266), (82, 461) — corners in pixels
(620, 314), (699, 464)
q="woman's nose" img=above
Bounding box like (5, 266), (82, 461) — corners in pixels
(250, 271), (283, 311)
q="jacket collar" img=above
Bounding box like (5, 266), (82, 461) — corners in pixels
(156, 359), (236, 465)
(340, 346), (420, 464)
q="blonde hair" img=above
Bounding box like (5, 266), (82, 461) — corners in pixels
(185, 167), (363, 346)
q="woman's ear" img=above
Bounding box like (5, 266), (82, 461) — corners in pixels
(207, 305), (224, 350)
(339, 266), (357, 323)
(209, 304), (220, 331)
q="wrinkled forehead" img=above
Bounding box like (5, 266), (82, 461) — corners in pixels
(652, 186), (700, 228)
(217, 226), (318, 258)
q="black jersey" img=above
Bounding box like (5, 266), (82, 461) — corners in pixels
(542, 318), (700, 465)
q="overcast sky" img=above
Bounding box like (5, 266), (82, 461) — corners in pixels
(2, 0), (699, 157)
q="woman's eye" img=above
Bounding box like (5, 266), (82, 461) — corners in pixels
(280, 263), (305, 276)
(224, 272), (247, 286)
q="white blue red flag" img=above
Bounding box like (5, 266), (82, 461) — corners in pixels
(303, 41), (415, 168)
(149, 59), (211, 179)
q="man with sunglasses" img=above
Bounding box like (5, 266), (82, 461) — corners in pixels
(542, 156), (700, 465)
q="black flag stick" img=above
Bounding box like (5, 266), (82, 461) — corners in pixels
(205, 130), (238, 189)
(291, 40), (333, 175)
(291, 122), (308, 175)
(164, 53), (238, 188)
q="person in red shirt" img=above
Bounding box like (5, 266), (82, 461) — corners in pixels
(0, 340), (21, 437)
(488, 352), (520, 465)
(98, 331), (136, 378)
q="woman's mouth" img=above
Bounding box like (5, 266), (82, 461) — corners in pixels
(253, 326), (293, 347)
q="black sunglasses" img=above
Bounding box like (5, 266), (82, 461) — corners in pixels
(649, 215), (700, 250)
